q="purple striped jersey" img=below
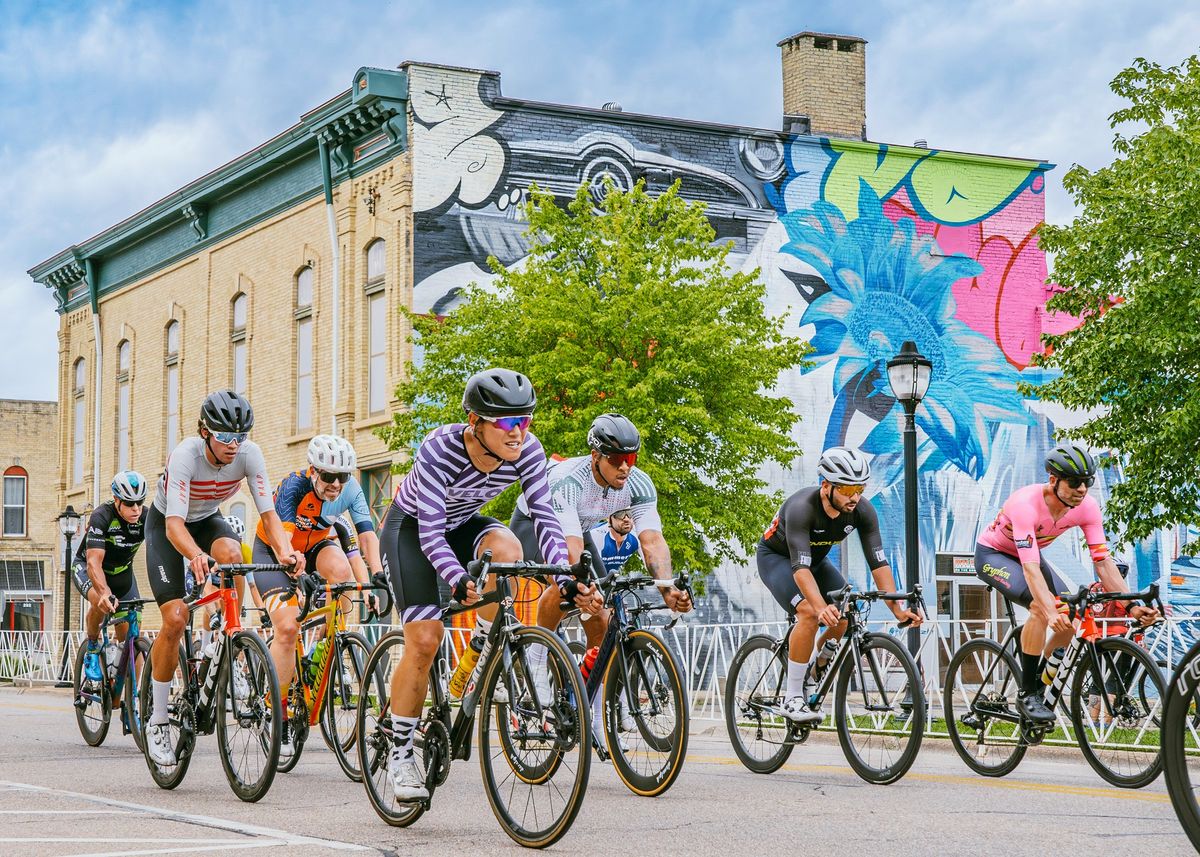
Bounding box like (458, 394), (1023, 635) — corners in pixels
(391, 423), (569, 586)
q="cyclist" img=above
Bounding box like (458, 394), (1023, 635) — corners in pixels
(380, 368), (602, 801)
(591, 507), (640, 576)
(757, 447), (922, 724)
(974, 442), (1158, 724)
(143, 390), (303, 767)
(73, 471), (149, 682)
(251, 434), (383, 758)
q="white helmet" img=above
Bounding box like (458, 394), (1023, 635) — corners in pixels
(224, 514), (246, 539)
(111, 470), (148, 503)
(816, 447), (871, 485)
(307, 434), (357, 474)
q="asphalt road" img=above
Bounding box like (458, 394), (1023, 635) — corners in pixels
(0, 686), (1190, 856)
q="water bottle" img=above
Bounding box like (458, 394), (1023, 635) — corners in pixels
(105, 642), (121, 679)
(449, 636), (485, 698)
(306, 638), (330, 684)
(580, 646), (600, 681)
(813, 639), (838, 682)
(1041, 647), (1066, 686)
(197, 634), (224, 710)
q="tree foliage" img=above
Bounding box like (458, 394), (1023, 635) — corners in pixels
(381, 180), (810, 576)
(1032, 54), (1200, 549)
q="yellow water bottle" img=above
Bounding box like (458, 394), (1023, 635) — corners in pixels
(449, 636), (484, 698)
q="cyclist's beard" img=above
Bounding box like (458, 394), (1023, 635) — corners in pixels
(1053, 482), (1082, 509)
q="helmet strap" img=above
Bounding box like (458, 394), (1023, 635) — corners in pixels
(591, 456), (616, 498)
(466, 419), (505, 462)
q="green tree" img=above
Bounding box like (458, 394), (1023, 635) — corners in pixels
(1032, 53), (1200, 549)
(381, 180), (810, 577)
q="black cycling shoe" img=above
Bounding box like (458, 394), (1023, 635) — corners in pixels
(1017, 690), (1056, 724)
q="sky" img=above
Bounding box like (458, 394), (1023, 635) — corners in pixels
(1, 0), (1195, 401)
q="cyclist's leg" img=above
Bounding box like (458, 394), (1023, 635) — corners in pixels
(253, 537), (301, 693)
(105, 570), (136, 644)
(1037, 557), (1074, 655)
(144, 506), (190, 737)
(757, 542), (814, 704)
(72, 559), (104, 642)
(975, 544), (1048, 700)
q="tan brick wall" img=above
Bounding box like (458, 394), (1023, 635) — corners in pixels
(54, 154), (413, 629)
(780, 33), (866, 140)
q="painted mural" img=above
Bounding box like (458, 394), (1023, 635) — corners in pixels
(407, 64), (1187, 631)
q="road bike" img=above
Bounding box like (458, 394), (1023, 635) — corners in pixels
(73, 597), (150, 751)
(725, 585), (926, 785)
(138, 562), (285, 802)
(943, 583), (1165, 788)
(357, 551), (591, 848)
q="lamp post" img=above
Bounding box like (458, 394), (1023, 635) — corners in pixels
(886, 341), (932, 658)
(54, 505), (82, 686)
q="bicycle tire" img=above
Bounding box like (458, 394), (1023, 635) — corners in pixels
(124, 637), (151, 753)
(943, 638), (1027, 777)
(724, 634), (794, 774)
(1070, 635), (1163, 788)
(215, 630), (281, 802)
(277, 676), (309, 775)
(325, 630), (376, 782)
(834, 632), (924, 785)
(139, 641), (194, 790)
(603, 628), (689, 797)
(1164, 641), (1200, 852)
(478, 624), (591, 848)
(73, 643), (111, 747)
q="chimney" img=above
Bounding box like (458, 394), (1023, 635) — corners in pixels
(778, 31), (867, 140)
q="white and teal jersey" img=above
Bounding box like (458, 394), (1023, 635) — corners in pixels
(517, 455), (662, 539)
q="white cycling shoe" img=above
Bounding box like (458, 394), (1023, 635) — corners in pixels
(387, 747), (429, 801)
(780, 696), (823, 725)
(146, 722), (177, 766)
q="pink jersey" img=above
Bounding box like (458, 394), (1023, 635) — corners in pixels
(978, 483), (1109, 566)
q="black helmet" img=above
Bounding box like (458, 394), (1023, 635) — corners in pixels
(200, 390), (254, 433)
(1045, 441), (1096, 479)
(587, 413), (641, 454)
(462, 368), (537, 417)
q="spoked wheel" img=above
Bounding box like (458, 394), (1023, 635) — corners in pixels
(123, 637), (152, 753)
(277, 678), (309, 775)
(1163, 641), (1200, 851)
(943, 638), (1027, 777)
(834, 633), (924, 784)
(138, 642), (195, 789)
(479, 625), (591, 848)
(73, 644), (111, 746)
(603, 629), (689, 796)
(215, 631), (281, 802)
(357, 630), (426, 828)
(724, 634), (795, 774)
(324, 631), (377, 782)
(1070, 636), (1164, 788)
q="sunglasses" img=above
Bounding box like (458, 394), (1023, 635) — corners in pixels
(478, 414), (532, 432)
(316, 470), (351, 484)
(1062, 475), (1095, 489)
(210, 430), (248, 445)
(833, 483), (866, 497)
(610, 510), (633, 522)
(603, 451), (638, 469)
(118, 499), (144, 508)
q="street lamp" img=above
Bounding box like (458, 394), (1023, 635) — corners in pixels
(54, 505), (82, 686)
(886, 341), (932, 658)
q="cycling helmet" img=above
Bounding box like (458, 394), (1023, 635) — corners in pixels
(462, 368), (537, 417)
(307, 434), (357, 474)
(224, 514), (246, 540)
(816, 447), (871, 485)
(587, 414), (641, 454)
(1045, 442), (1096, 479)
(110, 470), (147, 503)
(200, 390), (254, 433)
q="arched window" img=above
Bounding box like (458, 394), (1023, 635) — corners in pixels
(72, 358), (86, 485)
(165, 321), (180, 450)
(295, 268), (313, 430)
(231, 293), (248, 395)
(116, 340), (131, 471)
(365, 240), (387, 414)
(3, 465), (27, 537)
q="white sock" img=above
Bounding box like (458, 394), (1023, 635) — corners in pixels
(786, 658), (807, 700)
(591, 682), (604, 727)
(528, 642), (548, 673)
(150, 679), (172, 725)
(473, 616), (492, 640)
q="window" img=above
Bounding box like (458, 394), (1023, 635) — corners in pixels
(72, 358), (86, 485)
(365, 240), (387, 414)
(360, 464), (392, 527)
(231, 293), (247, 395)
(116, 340), (131, 471)
(3, 466), (27, 537)
(296, 268), (313, 430)
(165, 321), (180, 450)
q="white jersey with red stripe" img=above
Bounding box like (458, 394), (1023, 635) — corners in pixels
(153, 436), (274, 523)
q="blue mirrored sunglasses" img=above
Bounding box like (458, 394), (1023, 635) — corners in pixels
(479, 414), (532, 432)
(211, 430), (248, 445)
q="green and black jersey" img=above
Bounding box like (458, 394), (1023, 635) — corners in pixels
(74, 501), (147, 575)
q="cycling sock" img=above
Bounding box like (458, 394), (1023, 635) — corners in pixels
(85, 638), (100, 652)
(391, 715), (419, 760)
(1020, 651), (1042, 695)
(591, 682), (604, 727)
(150, 679), (172, 725)
(786, 658), (807, 700)
(473, 616), (492, 641)
(528, 642), (548, 675)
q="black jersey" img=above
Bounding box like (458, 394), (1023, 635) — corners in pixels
(761, 486), (887, 572)
(75, 502), (147, 575)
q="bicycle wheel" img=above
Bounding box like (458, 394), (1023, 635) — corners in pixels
(1070, 636), (1163, 788)
(215, 630), (281, 802)
(277, 675), (309, 775)
(138, 642), (195, 789)
(1164, 641), (1200, 851)
(943, 638), (1027, 777)
(73, 644), (111, 747)
(602, 629), (688, 796)
(834, 633), (924, 785)
(324, 631), (377, 782)
(357, 630), (426, 828)
(478, 624), (590, 848)
(123, 637), (151, 753)
(724, 634), (794, 774)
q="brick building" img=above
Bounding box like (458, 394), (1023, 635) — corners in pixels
(32, 32), (1120, 635)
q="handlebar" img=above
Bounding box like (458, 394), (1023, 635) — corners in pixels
(293, 570), (393, 623)
(1062, 582), (1162, 622)
(824, 583), (926, 627)
(448, 550), (593, 616)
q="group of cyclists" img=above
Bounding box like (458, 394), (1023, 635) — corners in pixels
(70, 365), (1171, 841)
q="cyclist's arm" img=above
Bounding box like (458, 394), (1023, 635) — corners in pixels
(166, 515), (205, 566)
(354, 530), (379, 580)
(638, 529), (673, 581)
(260, 510), (302, 571)
(856, 504), (915, 621)
(563, 535), (586, 564)
(85, 548), (110, 598)
(343, 484), (380, 576)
